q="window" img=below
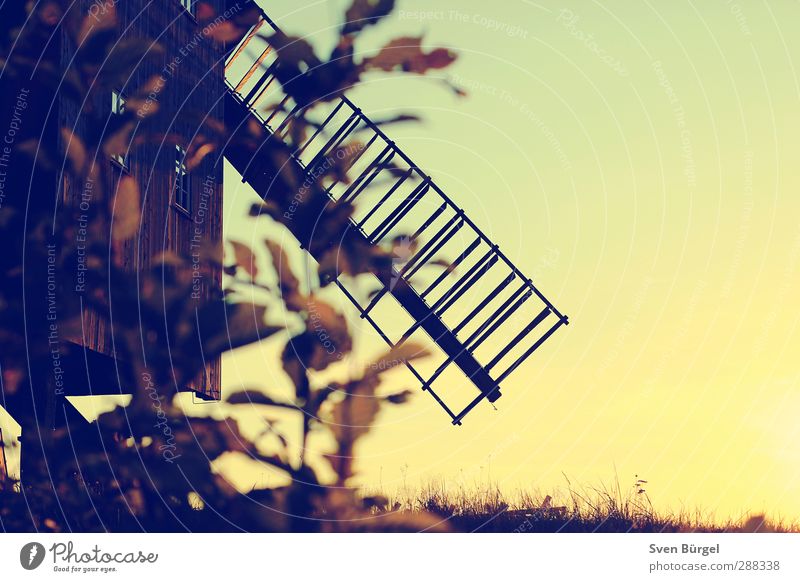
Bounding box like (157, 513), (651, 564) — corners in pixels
(180, 0), (195, 16)
(174, 145), (191, 214)
(111, 90), (126, 115)
(110, 90), (129, 167)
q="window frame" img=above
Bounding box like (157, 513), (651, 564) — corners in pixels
(179, 0), (196, 17)
(109, 89), (130, 169)
(173, 144), (192, 217)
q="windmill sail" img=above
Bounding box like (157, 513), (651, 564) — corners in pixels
(223, 7), (568, 425)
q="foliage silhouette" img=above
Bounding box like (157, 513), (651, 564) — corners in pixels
(0, 0), (459, 532)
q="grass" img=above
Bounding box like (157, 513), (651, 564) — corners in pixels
(365, 478), (800, 533)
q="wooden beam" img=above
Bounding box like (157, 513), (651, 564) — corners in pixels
(225, 18), (265, 73)
(234, 44), (272, 94)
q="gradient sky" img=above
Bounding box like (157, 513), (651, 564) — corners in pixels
(4, 0), (799, 522)
(219, 0), (800, 521)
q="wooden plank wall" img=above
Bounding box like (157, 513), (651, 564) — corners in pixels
(60, 0), (226, 399)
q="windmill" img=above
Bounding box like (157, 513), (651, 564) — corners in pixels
(222, 6), (568, 425)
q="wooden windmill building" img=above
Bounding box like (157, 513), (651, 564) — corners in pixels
(59, 0), (226, 404)
(1, 0), (567, 477)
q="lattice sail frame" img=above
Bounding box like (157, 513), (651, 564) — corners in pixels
(223, 8), (568, 425)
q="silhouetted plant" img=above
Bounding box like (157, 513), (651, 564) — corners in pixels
(0, 0), (458, 532)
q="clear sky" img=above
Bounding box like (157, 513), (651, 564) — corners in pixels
(219, 0), (800, 521)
